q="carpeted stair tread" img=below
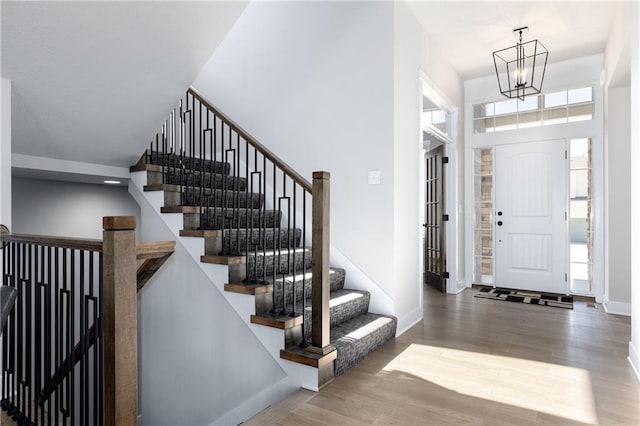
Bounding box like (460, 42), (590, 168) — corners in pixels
(303, 289), (371, 339)
(181, 187), (263, 209)
(164, 169), (247, 191)
(220, 228), (302, 254)
(330, 312), (398, 376)
(147, 152), (230, 175)
(199, 207), (281, 230)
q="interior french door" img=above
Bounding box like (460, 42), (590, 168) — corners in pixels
(494, 140), (567, 294)
(424, 146), (446, 292)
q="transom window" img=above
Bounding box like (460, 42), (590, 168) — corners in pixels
(473, 86), (594, 133)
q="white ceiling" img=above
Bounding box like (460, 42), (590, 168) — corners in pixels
(406, 1), (627, 80)
(2, 1), (248, 168)
(0, 1), (630, 176)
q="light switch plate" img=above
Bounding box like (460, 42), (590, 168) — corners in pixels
(368, 170), (381, 185)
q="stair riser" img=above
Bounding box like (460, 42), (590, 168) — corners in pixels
(200, 210), (282, 231)
(245, 251), (313, 282)
(165, 172), (247, 192)
(148, 153), (230, 175)
(180, 190), (263, 209)
(205, 229), (302, 255)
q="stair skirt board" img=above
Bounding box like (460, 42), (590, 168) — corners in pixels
(133, 153), (398, 385)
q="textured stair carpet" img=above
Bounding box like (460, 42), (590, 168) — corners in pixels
(474, 286), (574, 309)
(145, 153), (398, 377)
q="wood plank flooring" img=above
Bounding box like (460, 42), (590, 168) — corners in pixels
(245, 286), (639, 425)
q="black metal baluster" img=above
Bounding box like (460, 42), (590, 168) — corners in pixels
(272, 163), (277, 312)
(98, 253), (104, 426)
(54, 248), (60, 426)
(245, 138), (249, 256)
(46, 246), (52, 426)
(35, 245), (42, 425)
(262, 156), (267, 284)
(292, 182), (297, 316)
(302, 191), (307, 345)
(80, 250), (87, 425)
(69, 250), (76, 425)
(236, 133), (241, 254)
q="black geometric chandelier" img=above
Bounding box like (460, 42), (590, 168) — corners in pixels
(493, 27), (548, 100)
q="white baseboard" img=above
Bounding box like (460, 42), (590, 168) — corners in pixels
(603, 297), (631, 316)
(395, 305), (423, 337)
(629, 341), (640, 382)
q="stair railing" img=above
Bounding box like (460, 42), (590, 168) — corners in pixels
(0, 217), (175, 425)
(141, 87), (334, 356)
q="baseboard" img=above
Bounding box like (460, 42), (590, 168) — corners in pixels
(453, 279), (467, 294)
(603, 297), (631, 316)
(395, 305), (423, 337)
(628, 341), (640, 382)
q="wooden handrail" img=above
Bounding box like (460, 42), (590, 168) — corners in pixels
(0, 233), (103, 252)
(0, 233), (175, 261)
(187, 86), (313, 193)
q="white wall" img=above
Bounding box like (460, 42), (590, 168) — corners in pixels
(464, 55), (605, 302)
(393, 2), (465, 333)
(134, 193), (290, 425)
(192, 1), (397, 305)
(1, 79), (11, 230)
(604, 86), (631, 314)
(192, 1), (466, 332)
(629, 0), (640, 380)
(12, 177), (141, 239)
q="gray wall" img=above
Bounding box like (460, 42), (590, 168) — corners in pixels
(12, 177), (141, 239)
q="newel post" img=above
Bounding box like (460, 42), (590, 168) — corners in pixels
(308, 172), (335, 356)
(103, 216), (138, 426)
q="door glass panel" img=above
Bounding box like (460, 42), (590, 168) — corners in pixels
(569, 138), (593, 295)
(473, 148), (493, 284)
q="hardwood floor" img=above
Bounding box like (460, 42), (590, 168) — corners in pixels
(246, 286), (639, 425)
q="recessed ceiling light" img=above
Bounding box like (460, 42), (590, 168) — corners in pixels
(104, 180), (121, 185)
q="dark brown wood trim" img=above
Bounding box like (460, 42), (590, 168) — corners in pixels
(0, 233), (103, 252)
(308, 171), (334, 356)
(250, 313), (303, 330)
(280, 346), (337, 368)
(135, 241), (176, 260)
(180, 229), (221, 238)
(161, 206), (201, 214)
(224, 283), (273, 295)
(144, 184), (182, 192)
(201, 255), (246, 265)
(102, 216), (138, 426)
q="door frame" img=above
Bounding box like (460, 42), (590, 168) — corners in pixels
(465, 134), (604, 302)
(419, 71), (461, 295)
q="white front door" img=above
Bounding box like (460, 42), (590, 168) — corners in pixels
(495, 140), (567, 294)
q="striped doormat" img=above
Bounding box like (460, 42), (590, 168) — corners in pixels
(474, 286), (573, 309)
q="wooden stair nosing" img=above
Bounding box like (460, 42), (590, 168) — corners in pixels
(224, 282), (273, 295)
(144, 183), (182, 192)
(279, 346), (337, 368)
(250, 313), (303, 329)
(161, 205), (201, 214)
(179, 229), (222, 238)
(201, 254), (246, 265)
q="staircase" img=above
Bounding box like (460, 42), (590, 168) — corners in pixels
(131, 88), (397, 388)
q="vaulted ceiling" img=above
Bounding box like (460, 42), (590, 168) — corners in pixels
(2, 1), (248, 168)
